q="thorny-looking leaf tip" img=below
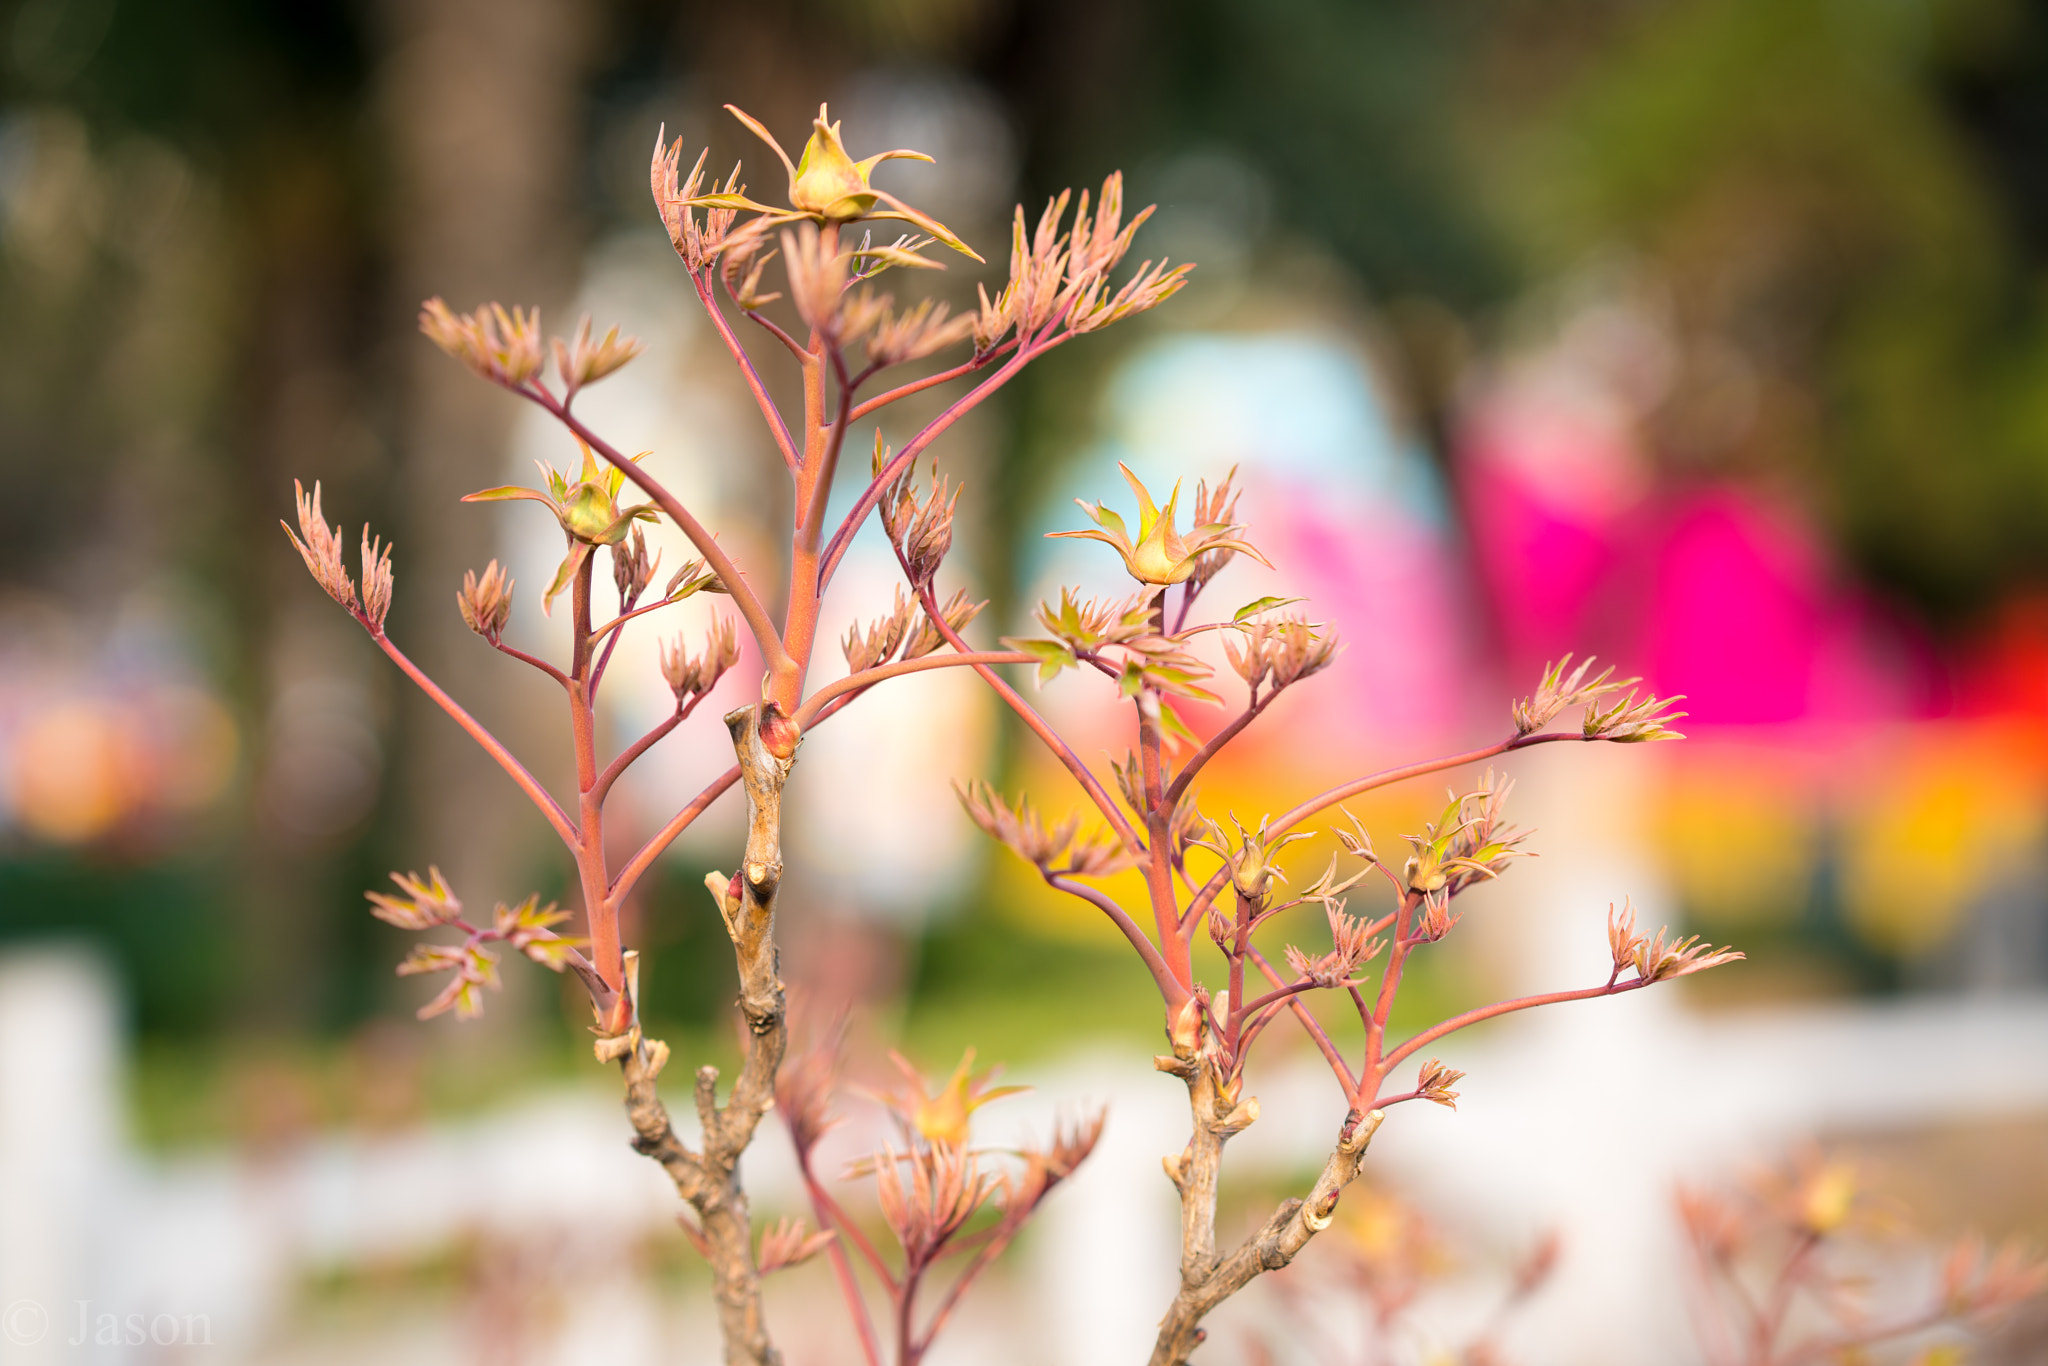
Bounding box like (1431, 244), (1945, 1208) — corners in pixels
(1416, 1058), (1465, 1110)
(418, 297), (545, 388)
(1610, 902), (1744, 983)
(286, 479), (394, 630)
(757, 1217), (836, 1275)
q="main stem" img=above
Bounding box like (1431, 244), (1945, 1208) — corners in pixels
(630, 238), (836, 1365)
(568, 552), (625, 1012)
(618, 702), (794, 1366)
(1149, 1109), (1385, 1366)
(774, 226), (840, 714)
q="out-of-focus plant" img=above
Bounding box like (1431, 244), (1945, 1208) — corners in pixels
(774, 1032), (1102, 1366)
(287, 100), (1737, 1365)
(1251, 1184), (1558, 1366)
(1252, 1151), (2047, 1366)
(1680, 1153), (2048, 1366)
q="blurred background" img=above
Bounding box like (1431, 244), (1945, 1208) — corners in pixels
(3, 0), (2048, 1362)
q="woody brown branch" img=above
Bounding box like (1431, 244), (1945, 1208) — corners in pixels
(1149, 1105), (1385, 1366)
(619, 1043), (778, 1366)
(613, 700), (795, 1366)
(1163, 1058), (1230, 1290)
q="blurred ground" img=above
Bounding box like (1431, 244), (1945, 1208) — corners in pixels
(3, 0), (2048, 1362)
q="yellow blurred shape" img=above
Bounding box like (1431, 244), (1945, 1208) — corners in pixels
(1336, 1183), (1452, 1278)
(1345, 1184), (1408, 1258)
(997, 745), (1442, 943)
(1656, 749), (1814, 926)
(1842, 723), (2046, 956)
(1799, 1161), (1857, 1235)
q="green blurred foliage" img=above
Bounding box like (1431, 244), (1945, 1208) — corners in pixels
(0, 853), (231, 1032)
(1480, 0), (2048, 616)
(987, 0), (1499, 298)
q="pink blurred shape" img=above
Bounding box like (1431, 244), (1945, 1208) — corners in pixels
(1648, 493), (1825, 725)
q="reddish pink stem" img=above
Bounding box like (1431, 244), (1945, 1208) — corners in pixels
(589, 591), (699, 644)
(490, 639), (570, 687)
(1163, 689), (1272, 807)
(370, 629), (578, 846)
(848, 345), (1012, 421)
(1374, 977), (1648, 1083)
(525, 391), (796, 686)
(797, 1166), (886, 1366)
(691, 270), (800, 469)
(1271, 732), (1574, 838)
(805, 1171), (900, 1292)
(792, 651), (1035, 728)
(900, 561), (1143, 854)
(606, 765), (741, 909)
(1046, 873), (1183, 1005)
(1236, 977), (1321, 1020)
(1246, 945), (1358, 1103)
(913, 1229), (1017, 1358)
(818, 332), (1071, 595)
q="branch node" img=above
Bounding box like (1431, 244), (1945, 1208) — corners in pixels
(1340, 1107), (1386, 1155)
(745, 858), (781, 894)
(742, 998), (784, 1036)
(641, 1035), (671, 1080)
(1260, 1234), (1297, 1270)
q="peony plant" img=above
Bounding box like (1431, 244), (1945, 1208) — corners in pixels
(286, 101), (1741, 1366)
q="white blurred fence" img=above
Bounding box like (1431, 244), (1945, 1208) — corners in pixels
(3, 942), (2047, 1365)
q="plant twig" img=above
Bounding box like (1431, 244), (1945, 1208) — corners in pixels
(608, 765), (740, 908)
(693, 271), (800, 469)
(1151, 1110), (1387, 1366)
(526, 391), (795, 685)
(370, 630), (579, 846)
(791, 651), (1035, 728)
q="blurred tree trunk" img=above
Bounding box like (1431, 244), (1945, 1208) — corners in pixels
(373, 0), (599, 997)
(237, 125), (390, 1032)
